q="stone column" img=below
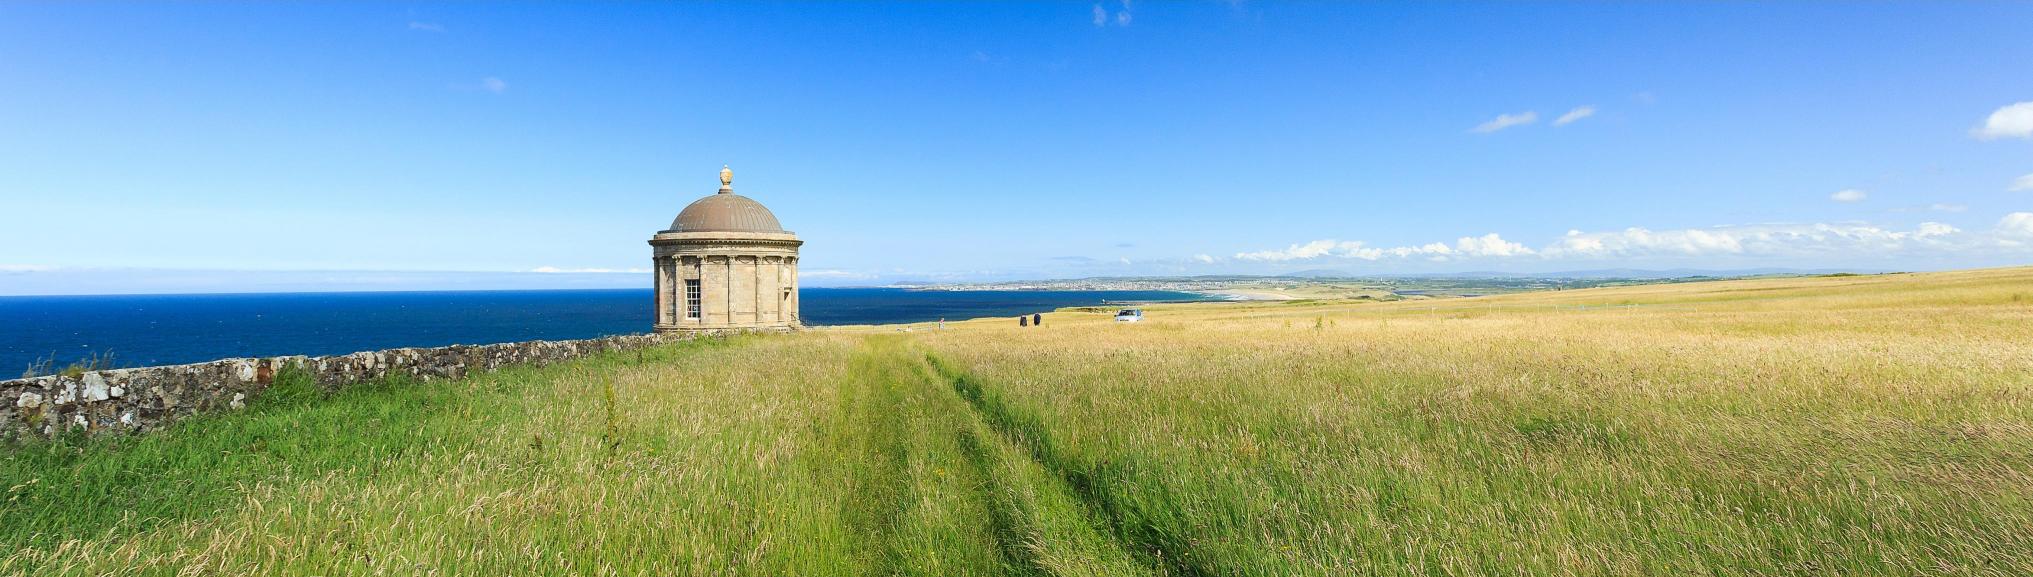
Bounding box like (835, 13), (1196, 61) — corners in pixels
(703, 256), (727, 326)
(771, 257), (782, 324)
(756, 255), (768, 325)
(739, 255), (759, 325)
(728, 255), (742, 325)
(670, 255), (687, 325)
(787, 257), (799, 324)
(653, 258), (666, 326)
(761, 257), (780, 324)
(777, 258), (788, 323)
(723, 255), (735, 325)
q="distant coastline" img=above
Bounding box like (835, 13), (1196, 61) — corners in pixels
(1201, 289), (1300, 301)
(889, 270), (1829, 302)
(0, 288), (1215, 373)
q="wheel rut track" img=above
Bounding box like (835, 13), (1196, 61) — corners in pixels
(951, 415), (1055, 577)
(849, 336), (1049, 576)
(923, 352), (1219, 577)
(840, 345), (917, 575)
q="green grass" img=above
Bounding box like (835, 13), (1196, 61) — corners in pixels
(3, 360), (483, 553)
(5, 267), (2033, 575)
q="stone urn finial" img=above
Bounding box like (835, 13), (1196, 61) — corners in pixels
(719, 165), (733, 193)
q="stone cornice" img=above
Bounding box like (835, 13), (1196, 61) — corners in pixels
(648, 234), (802, 249)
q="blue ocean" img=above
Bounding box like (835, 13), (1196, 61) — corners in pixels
(0, 288), (1209, 373)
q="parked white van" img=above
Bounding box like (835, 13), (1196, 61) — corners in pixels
(1114, 308), (1144, 322)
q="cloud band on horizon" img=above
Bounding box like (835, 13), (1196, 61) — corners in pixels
(1232, 213), (2033, 264)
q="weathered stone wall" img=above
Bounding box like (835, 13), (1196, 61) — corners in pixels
(0, 332), (697, 441)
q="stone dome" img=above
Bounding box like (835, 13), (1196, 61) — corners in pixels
(665, 165), (787, 233)
(668, 193), (785, 233)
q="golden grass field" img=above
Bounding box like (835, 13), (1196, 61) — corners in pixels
(5, 267), (2031, 575)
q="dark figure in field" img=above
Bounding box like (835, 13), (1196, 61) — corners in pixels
(1019, 315), (1028, 327)
(1033, 313), (1042, 326)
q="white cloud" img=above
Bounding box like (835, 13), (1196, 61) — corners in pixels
(481, 77), (508, 93)
(1235, 220), (1994, 265)
(1235, 240), (1365, 262)
(2011, 174), (2033, 192)
(1830, 188), (1867, 202)
(1553, 105), (1596, 126)
(1455, 233), (1534, 256)
(0, 264), (55, 272)
(1193, 254), (1216, 264)
(1973, 102), (2033, 140)
(1093, 1), (1131, 27)
(1548, 227), (1738, 257)
(1235, 234), (1529, 262)
(2001, 213), (2033, 237)
(529, 266), (647, 274)
(1544, 222), (1963, 259)
(1915, 222), (1961, 238)
(408, 21), (444, 32)
(1384, 243), (1452, 259)
(1930, 203), (1968, 213)
(1472, 111), (1537, 133)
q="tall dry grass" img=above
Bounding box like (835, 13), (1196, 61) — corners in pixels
(912, 267), (2033, 575)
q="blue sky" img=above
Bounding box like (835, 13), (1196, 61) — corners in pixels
(2, 2), (2030, 293)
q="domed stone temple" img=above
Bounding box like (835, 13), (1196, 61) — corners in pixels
(648, 166), (801, 332)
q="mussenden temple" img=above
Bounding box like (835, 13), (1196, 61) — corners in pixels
(648, 166), (802, 333)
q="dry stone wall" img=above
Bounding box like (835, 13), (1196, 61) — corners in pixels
(1, 332), (699, 441)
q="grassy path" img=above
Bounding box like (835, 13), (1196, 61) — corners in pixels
(830, 335), (1010, 575)
(928, 353), (1196, 577)
(847, 336), (1159, 577)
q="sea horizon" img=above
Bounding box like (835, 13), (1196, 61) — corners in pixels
(1, 287), (1213, 374)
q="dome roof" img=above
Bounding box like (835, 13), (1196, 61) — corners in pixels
(665, 166), (787, 233)
(669, 193), (784, 233)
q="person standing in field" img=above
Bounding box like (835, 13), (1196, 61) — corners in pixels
(1019, 315), (1028, 327)
(1033, 313), (1042, 326)
(938, 317), (945, 330)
